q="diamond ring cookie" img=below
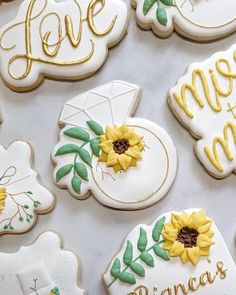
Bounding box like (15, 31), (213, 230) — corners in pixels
(0, 0), (128, 92)
(0, 141), (55, 235)
(0, 231), (85, 295)
(169, 44), (236, 178)
(103, 209), (236, 295)
(51, 81), (177, 210)
(132, 0), (236, 41)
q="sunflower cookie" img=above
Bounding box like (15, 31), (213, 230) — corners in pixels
(51, 80), (177, 210)
(132, 0), (236, 41)
(169, 44), (236, 178)
(0, 141), (55, 235)
(0, 0), (128, 92)
(0, 231), (85, 295)
(104, 209), (236, 295)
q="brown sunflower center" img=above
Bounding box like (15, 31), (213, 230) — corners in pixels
(177, 227), (199, 248)
(113, 139), (130, 154)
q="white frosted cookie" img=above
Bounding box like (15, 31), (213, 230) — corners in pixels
(103, 209), (236, 295)
(0, 141), (55, 235)
(51, 81), (177, 210)
(132, 0), (236, 41)
(0, 231), (85, 295)
(0, 0), (128, 92)
(169, 44), (236, 178)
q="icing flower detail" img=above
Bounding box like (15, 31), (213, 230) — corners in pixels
(99, 124), (144, 173)
(162, 210), (214, 265)
(50, 287), (60, 295)
(0, 188), (7, 212)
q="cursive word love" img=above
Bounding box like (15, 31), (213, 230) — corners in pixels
(128, 261), (227, 295)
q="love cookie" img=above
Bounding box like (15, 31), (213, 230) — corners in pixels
(132, 0), (236, 41)
(51, 81), (177, 210)
(0, 231), (85, 295)
(104, 209), (236, 295)
(0, 141), (55, 234)
(0, 0), (128, 91)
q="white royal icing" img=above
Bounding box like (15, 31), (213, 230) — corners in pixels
(51, 80), (177, 210)
(0, 141), (55, 234)
(104, 209), (236, 295)
(0, 231), (85, 295)
(169, 44), (236, 178)
(0, 0), (128, 91)
(133, 0), (236, 41)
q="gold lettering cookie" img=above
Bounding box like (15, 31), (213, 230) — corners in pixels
(0, 0), (128, 91)
(132, 0), (236, 41)
(104, 209), (236, 295)
(51, 81), (177, 210)
(0, 141), (55, 235)
(0, 231), (85, 295)
(169, 45), (236, 178)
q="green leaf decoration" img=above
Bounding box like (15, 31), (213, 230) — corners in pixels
(3, 225), (8, 230)
(74, 162), (88, 181)
(50, 287), (60, 295)
(56, 164), (73, 182)
(143, 0), (156, 15)
(55, 144), (80, 156)
(152, 217), (166, 242)
(153, 244), (170, 261)
(123, 241), (133, 266)
(119, 271), (136, 285)
(140, 251), (154, 267)
(110, 258), (121, 278)
(90, 138), (100, 157)
(78, 148), (92, 167)
(160, 0), (175, 6)
(130, 262), (145, 277)
(156, 7), (168, 26)
(19, 216), (24, 222)
(71, 176), (81, 194)
(64, 127), (90, 142)
(137, 228), (148, 252)
(87, 120), (104, 136)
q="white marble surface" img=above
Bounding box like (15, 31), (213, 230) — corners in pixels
(0, 1), (236, 294)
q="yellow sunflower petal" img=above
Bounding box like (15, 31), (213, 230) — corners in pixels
(99, 135), (107, 143)
(205, 230), (214, 239)
(138, 142), (145, 151)
(128, 132), (143, 146)
(162, 227), (178, 242)
(125, 146), (142, 159)
(180, 249), (189, 264)
(117, 154), (132, 171)
(107, 150), (118, 166)
(113, 164), (122, 173)
(171, 212), (190, 229)
(196, 210), (209, 227)
(187, 212), (199, 229)
(130, 159), (137, 167)
(197, 234), (214, 248)
(121, 124), (130, 138)
(199, 246), (211, 256)
(187, 247), (200, 265)
(163, 241), (173, 251)
(100, 140), (113, 154)
(106, 126), (121, 141)
(169, 241), (185, 257)
(198, 220), (212, 234)
(98, 152), (108, 162)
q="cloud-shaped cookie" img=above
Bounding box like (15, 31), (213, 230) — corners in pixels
(0, 0), (128, 91)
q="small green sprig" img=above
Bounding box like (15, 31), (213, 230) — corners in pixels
(108, 217), (170, 287)
(55, 120), (104, 195)
(143, 0), (176, 26)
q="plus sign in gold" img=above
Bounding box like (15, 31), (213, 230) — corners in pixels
(227, 102), (236, 119)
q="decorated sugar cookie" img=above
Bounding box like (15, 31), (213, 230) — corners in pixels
(0, 0), (128, 92)
(132, 0), (236, 41)
(104, 209), (236, 295)
(0, 141), (55, 234)
(51, 81), (177, 210)
(169, 44), (236, 178)
(0, 231), (85, 295)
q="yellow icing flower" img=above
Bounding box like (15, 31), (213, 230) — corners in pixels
(99, 124), (144, 173)
(162, 210), (214, 266)
(0, 187), (7, 212)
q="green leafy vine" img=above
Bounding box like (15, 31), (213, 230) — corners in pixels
(143, 0), (176, 26)
(108, 217), (169, 287)
(55, 120), (104, 195)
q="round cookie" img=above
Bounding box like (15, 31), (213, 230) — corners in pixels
(0, 0), (128, 92)
(169, 44), (236, 179)
(103, 209), (236, 295)
(51, 80), (177, 210)
(0, 231), (85, 295)
(132, 0), (236, 41)
(0, 141), (55, 235)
